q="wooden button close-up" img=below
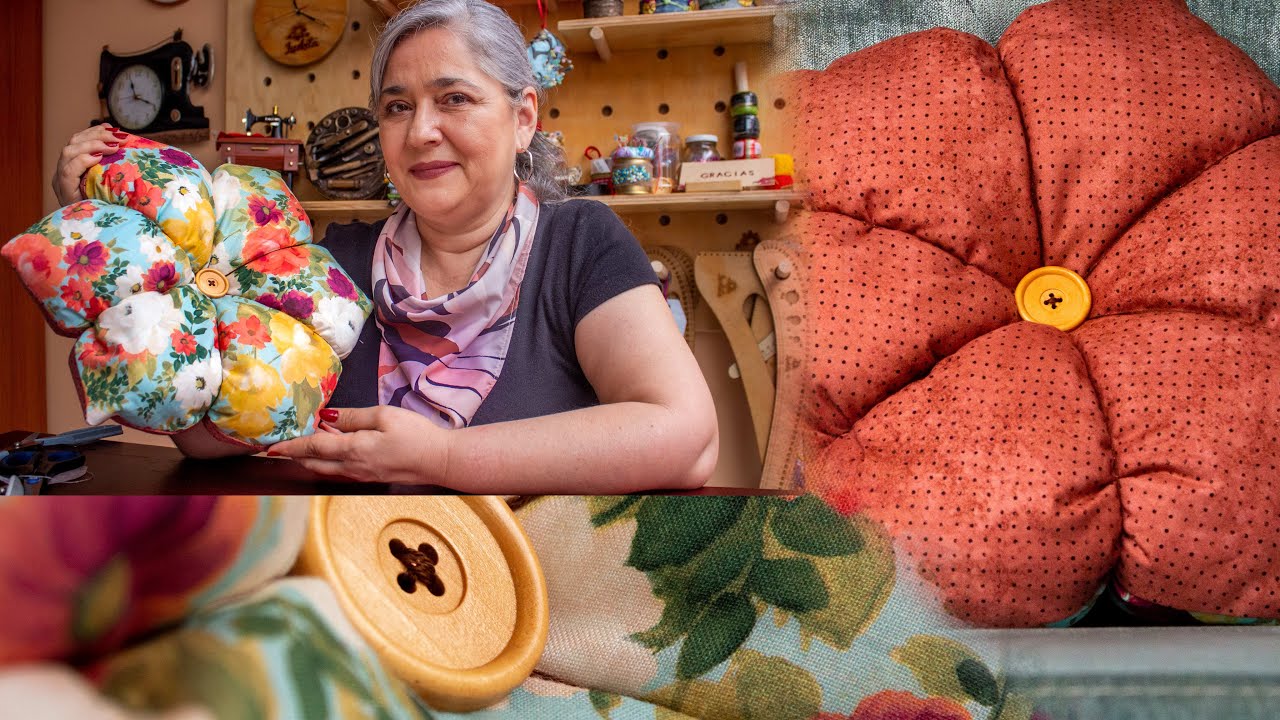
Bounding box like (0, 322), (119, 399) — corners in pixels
(294, 497), (548, 712)
(1014, 266), (1092, 332)
(194, 268), (230, 299)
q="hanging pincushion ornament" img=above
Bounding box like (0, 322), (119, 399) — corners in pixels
(527, 0), (572, 88)
(2, 134), (372, 448)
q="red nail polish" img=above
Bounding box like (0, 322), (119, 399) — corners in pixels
(113, 132), (128, 140)
(91, 152), (103, 156)
(319, 408), (339, 422)
(105, 142), (119, 147)
(266, 449), (282, 457)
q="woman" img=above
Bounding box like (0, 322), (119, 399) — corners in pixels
(51, 0), (717, 493)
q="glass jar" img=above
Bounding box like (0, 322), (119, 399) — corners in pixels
(683, 135), (722, 163)
(612, 157), (654, 194)
(631, 122), (682, 194)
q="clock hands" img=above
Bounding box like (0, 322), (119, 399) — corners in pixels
(268, 2), (327, 27)
(127, 76), (155, 107)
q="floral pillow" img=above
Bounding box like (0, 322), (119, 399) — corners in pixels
(2, 135), (372, 446)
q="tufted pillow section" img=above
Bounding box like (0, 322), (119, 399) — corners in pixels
(3, 135), (372, 447)
(767, 0), (1280, 626)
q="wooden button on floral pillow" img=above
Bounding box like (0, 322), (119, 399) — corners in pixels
(3, 134), (371, 447)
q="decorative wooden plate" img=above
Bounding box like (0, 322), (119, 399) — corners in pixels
(253, 0), (348, 67)
(304, 107), (386, 200)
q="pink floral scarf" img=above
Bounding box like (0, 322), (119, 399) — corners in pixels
(372, 184), (539, 427)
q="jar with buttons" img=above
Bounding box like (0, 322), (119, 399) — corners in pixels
(612, 156), (654, 194)
(631, 122), (682, 193)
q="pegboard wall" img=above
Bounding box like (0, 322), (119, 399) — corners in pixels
(225, 0), (795, 486)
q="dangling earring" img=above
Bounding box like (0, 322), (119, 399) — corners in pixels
(514, 147), (533, 183)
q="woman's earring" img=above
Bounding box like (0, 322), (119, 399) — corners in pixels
(514, 147), (533, 183)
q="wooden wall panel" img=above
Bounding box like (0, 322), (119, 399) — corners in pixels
(0, 1), (46, 433)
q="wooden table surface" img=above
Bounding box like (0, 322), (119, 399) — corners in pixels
(2, 430), (395, 495)
(1, 430), (784, 496)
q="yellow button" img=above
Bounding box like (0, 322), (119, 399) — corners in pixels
(294, 497), (549, 712)
(194, 268), (230, 299)
(1014, 266), (1092, 331)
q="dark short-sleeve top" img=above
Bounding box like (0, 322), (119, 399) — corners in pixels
(319, 199), (658, 425)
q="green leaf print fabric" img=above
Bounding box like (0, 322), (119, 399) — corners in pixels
(0, 497), (1032, 720)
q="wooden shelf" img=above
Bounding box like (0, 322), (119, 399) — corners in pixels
(558, 7), (781, 60)
(594, 189), (800, 217)
(302, 190), (801, 222)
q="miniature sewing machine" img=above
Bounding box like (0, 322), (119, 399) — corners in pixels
(215, 106), (304, 187)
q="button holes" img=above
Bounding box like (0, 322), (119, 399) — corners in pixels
(549, 107), (561, 119)
(352, 20), (360, 31)
(352, 69), (361, 80)
(657, 48), (668, 60)
(713, 45), (725, 56)
(658, 103), (670, 115)
(263, 76), (272, 87)
(308, 72), (316, 83)
(715, 100), (728, 113)
(389, 538), (443, 595)
(601, 105), (613, 117)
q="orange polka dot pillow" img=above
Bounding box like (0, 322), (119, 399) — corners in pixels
(772, 0), (1280, 626)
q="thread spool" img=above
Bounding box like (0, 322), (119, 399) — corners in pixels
(731, 61), (761, 159)
(730, 91), (759, 118)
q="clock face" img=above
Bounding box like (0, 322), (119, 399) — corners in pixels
(107, 64), (164, 131)
(253, 0), (348, 67)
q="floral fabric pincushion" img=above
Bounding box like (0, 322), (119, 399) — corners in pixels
(2, 135), (371, 446)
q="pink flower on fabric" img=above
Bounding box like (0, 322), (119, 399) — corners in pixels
(143, 262), (180, 294)
(280, 290), (314, 319)
(842, 691), (972, 720)
(248, 195), (283, 226)
(61, 202), (96, 221)
(0, 497), (254, 664)
(326, 267), (357, 300)
(60, 277), (94, 314)
(65, 241), (108, 278)
(159, 148), (198, 169)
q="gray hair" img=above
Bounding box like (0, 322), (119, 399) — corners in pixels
(370, 0), (567, 203)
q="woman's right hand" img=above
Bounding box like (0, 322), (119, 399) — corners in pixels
(52, 124), (128, 206)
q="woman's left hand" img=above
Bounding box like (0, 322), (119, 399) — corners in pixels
(267, 406), (451, 485)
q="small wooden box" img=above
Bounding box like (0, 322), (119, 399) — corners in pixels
(215, 134), (303, 186)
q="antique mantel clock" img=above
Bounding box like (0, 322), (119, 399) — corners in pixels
(97, 30), (214, 142)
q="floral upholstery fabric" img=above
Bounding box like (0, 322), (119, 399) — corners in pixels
(0, 496), (1031, 720)
(0, 497), (306, 664)
(767, 0), (1280, 626)
(2, 136), (372, 446)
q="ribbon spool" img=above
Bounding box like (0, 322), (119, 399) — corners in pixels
(733, 114), (761, 140)
(294, 496), (549, 712)
(730, 91), (759, 118)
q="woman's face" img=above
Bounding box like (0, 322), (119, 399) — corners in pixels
(377, 28), (537, 234)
